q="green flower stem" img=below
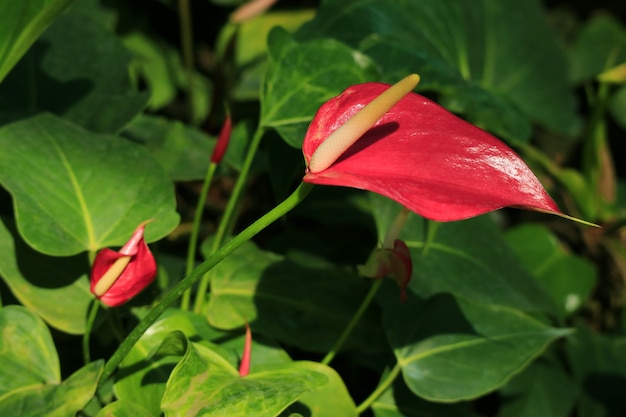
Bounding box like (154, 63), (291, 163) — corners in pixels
(356, 361), (402, 414)
(178, 0), (195, 120)
(99, 181), (315, 387)
(82, 299), (100, 364)
(192, 126), (267, 314)
(181, 162), (218, 310)
(321, 278), (383, 365)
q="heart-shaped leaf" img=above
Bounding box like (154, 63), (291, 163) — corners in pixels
(0, 217), (91, 334)
(297, 0), (579, 142)
(161, 338), (328, 416)
(205, 241), (387, 353)
(0, 12), (149, 133)
(303, 81), (562, 222)
(261, 27), (379, 147)
(378, 286), (570, 401)
(0, 0), (73, 85)
(0, 113), (179, 256)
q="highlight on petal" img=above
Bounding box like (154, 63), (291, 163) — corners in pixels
(90, 221), (157, 307)
(302, 81), (563, 222)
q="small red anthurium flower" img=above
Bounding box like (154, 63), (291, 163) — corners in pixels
(239, 323), (252, 377)
(210, 112), (232, 164)
(90, 221), (157, 307)
(302, 74), (565, 222)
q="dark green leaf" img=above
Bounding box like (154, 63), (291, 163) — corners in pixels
(0, 113), (179, 255)
(297, 0), (580, 141)
(0, 12), (149, 133)
(205, 241), (386, 353)
(261, 27), (379, 147)
(379, 286), (570, 401)
(569, 14), (626, 83)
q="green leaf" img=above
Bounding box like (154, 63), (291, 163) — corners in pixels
(372, 378), (480, 417)
(497, 361), (575, 417)
(261, 27), (379, 148)
(0, 12), (149, 133)
(0, 217), (91, 334)
(0, 0), (73, 85)
(566, 324), (626, 417)
(569, 14), (626, 83)
(0, 113), (179, 256)
(297, 0), (580, 142)
(505, 224), (597, 318)
(378, 286), (571, 401)
(97, 400), (155, 417)
(283, 363), (357, 417)
(205, 241), (387, 353)
(0, 305), (60, 396)
(0, 360), (103, 417)
(115, 310), (232, 416)
(370, 195), (558, 314)
(609, 85), (626, 130)
(161, 339), (328, 417)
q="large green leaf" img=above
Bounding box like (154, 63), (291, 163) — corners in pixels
(161, 339), (328, 417)
(97, 401), (154, 417)
(0, 12), (149, 134)
(505, 224), (597, 318)
(205, 241), (387, 353)
(0, 217), (91, 334)
(0, 305), (59, 396)
(297, 0), (579, 142)
(0, 359), (103, 417)
(370, 195), (558, 314)
(378, 286), (570, 401)
(0, 0), (73, 85)
(261, 27), (379, 148)
(0, 113), (179, 256)
(115, 310), (233, 416)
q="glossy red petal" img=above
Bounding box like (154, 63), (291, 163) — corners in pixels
(303, 83), (561, 221)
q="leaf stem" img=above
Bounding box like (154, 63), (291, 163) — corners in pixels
(321, 278), (383, 365)
(178, 0), (195, 121)
(193, 126), (267, 314)
(83, 299), (100, 364)
(355, 361), (402, 414)
(181, 162), (218, 310)
(99, 182), (315, 387)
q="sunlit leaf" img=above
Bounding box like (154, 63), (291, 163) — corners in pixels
(0, 113), (179, 256)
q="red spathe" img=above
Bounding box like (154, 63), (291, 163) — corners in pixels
(302, 82), (561, 221)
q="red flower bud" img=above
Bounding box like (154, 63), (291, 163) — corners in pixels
(210, 114), (232, 164)
(358, 239), (412, 302)
(90, 221), (157, 307)
(239, 323), (252, 377)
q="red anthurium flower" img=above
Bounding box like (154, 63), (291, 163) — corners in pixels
(90, 221), (157, 307)
(302, 75), (562, 222)
(358, 239), (412, 302)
